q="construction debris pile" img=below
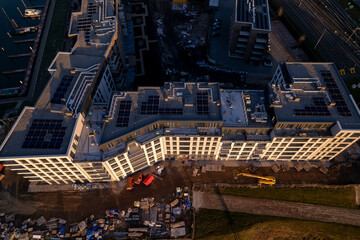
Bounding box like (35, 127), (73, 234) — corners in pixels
(0, 188), (192, 239)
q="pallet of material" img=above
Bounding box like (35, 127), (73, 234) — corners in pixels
(128, 227), (148, 232)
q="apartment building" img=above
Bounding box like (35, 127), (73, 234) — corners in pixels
(1, 35), (360, 186)
(0, 0), (121, 184)
(229, 0), (271, 62)
(266, 62), (360, 161)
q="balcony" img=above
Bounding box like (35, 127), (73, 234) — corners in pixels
(253, 43), (266, 49)
(252, 50), (263, 55)
(256, 38), (267, 43)
(234, 49), (245, 54)
(236, 43), (247, 48)
(237, 37), (249, 42)
(239, 31), (250, 36)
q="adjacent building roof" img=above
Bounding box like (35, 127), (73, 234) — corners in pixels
(0, 0), (116, 158)
(220, 90), (271, 127)
(0, 107), (77, 157)
(236, 0), (270, 30)
(270, 62), (360, 130)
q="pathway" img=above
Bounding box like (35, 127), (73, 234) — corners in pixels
(193, 191), (360, 226)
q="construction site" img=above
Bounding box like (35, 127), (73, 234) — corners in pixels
(1, 0), (360, 239)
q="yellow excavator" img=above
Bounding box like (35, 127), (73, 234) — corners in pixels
(233, 170), (276, 185)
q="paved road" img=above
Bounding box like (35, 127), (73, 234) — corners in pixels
(193, 191), (360, 226)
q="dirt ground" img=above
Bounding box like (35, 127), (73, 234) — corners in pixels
(1, 160), (360, 224)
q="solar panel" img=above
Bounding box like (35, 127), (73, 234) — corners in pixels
(140, 96), (159, 115)
(196, 91), (209, 115)
(77, 17), (92, 31)
(116, 101), (132, 127)
(22, 119), (66, 149)
(50, 75), (73, 104)
(158, 108), (183, 115)
(294, 97), (331, 116)
(321, 70), (352, 117)
(87, 2), (97, 15)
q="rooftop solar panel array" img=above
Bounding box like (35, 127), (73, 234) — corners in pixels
(77, 17), (91, 31)
(116, 101), (132, 127)
(22, 119), (66, 149)
(50, 75), (73, 104)
(294, 97), (330, 116)
(196, 91), (209, 115)
(88, 2), (97, 16)
(140, 96), (159, 115)
(321, 70), (352, 117)
(158, 108), (183, 115)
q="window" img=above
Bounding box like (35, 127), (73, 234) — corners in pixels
(70, 151), (75, 159)
(74, 134), (80, 142)
(179, 147), (190, 150)
(179, 137), (190, 141)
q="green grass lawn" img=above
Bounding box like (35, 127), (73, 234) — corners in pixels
(218, 186), (358, 209)
(195, 209), (360, 240)
(29, 0), (70, 106)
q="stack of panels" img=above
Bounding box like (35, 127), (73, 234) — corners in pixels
(321, 71), (352, 116)
(50, 75), (73, 104)
(116, 101), (132, 127)
(196, 91), (209, 115)
(140, 96), (159, 115)
(22, 119), (66, 149)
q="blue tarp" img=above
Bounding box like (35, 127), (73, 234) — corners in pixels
(58, 224), (65, 236)
(86, 230), (94, 240)
(183, 200), (191, 209)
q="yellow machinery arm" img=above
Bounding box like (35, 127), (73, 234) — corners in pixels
(233, 170), (276, 185)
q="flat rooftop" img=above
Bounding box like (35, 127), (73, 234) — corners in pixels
(101, 82), (222, 144)
(220, 90), (271, 127)
(0, 108), (76, 158)
(236, 0), (270, 30)
(0, 0), (117, 159)
(69, 0), (116, 48)
(270, 62), (360, 130)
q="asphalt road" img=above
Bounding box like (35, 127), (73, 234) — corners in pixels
(279, 0), (360, 77)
